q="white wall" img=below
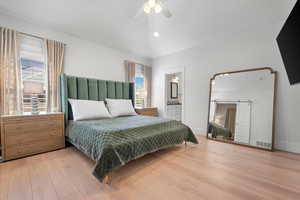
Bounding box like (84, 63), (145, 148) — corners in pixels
(0, 12), (150, 81)
(152, 30), (300, 153)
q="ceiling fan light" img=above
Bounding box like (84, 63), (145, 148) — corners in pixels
(143, 2), (151, 14)
(154, 4), (162, 13)
(148, 0), (156, 8)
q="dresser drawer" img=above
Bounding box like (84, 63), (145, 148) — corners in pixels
(5, 137), (65, 160)
(4, 121), (62, 136)
(5, 129), (63, 147)
(2, 114), (63, 124)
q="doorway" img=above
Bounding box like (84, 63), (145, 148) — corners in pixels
(165, 72), (183, 121)
(214, 103), (237, 139)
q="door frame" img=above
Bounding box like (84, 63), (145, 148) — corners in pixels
(234, 102), (252, 145)
(163, 67), (185, 123)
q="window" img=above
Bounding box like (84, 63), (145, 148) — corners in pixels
(19, 34), (47, 113)
(135, 64), (146, 108)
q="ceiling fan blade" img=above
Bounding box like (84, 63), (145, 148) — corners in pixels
(162, 7), (172, 18)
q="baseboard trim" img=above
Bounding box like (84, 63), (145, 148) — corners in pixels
(189, 127), (300, 154)
(275, 141), (300, 154)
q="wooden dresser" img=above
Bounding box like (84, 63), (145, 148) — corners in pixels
(135, 108), (158, 117)
(0, 113), (65, 161)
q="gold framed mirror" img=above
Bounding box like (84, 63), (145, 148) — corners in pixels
(207, 67), (277, 151)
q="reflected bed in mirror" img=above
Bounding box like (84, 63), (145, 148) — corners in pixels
(207, 68), (277, 151)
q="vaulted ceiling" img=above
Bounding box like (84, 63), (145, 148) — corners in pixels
(0, 0), (296, 58)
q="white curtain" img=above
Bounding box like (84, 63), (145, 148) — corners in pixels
(46, 39), (65, 112)
(124, 60), (152, 108)
(124, 60), (136, 82)
(0, 27), (23, 115)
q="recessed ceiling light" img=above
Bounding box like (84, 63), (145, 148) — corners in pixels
(153, 32), (160, 37)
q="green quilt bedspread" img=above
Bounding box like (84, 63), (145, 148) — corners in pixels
(66, 115), (198, 182)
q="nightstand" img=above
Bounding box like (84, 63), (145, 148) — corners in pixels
(0, 113), (65, 161)
(135, 108), (158, 117)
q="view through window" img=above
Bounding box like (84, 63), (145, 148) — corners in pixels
(19, 34), (47, 113)
(135, 64), (145, 108)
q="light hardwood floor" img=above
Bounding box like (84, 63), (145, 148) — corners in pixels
(1, 136), (300, 200)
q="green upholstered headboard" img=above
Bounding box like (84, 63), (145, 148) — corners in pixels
(60, 73), (135, 126)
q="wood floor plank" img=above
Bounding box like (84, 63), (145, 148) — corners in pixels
(42, 150), (85, 200)
(6, 159), (32, 200)
(0, 161), (10, 200)
(58, 148), (111, 200)
(26, 155), (60, 200)
(1, 136), (300, 200)
(159, 149), (300, 199)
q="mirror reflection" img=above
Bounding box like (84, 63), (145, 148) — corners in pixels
(207, 68), (276, 150)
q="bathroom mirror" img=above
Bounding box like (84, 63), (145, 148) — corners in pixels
(207, 68), (277, 150)
(171, 82), (178, 99)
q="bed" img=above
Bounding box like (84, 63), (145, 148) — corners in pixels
(60, 73), (198, 182)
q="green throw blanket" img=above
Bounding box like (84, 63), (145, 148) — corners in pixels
(66, 115), (198, 182)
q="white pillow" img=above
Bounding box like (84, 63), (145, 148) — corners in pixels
(68, 99), (111, 121)
(106, 99), (137, 117)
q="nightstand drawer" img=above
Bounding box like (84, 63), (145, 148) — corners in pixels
(2, 114), (63, 124)
(5, 137), (65, 160)
(135, 108), (158, 116)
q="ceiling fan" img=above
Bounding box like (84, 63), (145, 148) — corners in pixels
(138, 0), (172, 18)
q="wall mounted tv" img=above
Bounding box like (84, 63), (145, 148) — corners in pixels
(277, 1), (300, 85)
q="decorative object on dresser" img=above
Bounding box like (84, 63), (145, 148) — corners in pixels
(135, 107), (158, 116)
(31, 96), (39, 114)
(0, 113), (65, 161)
